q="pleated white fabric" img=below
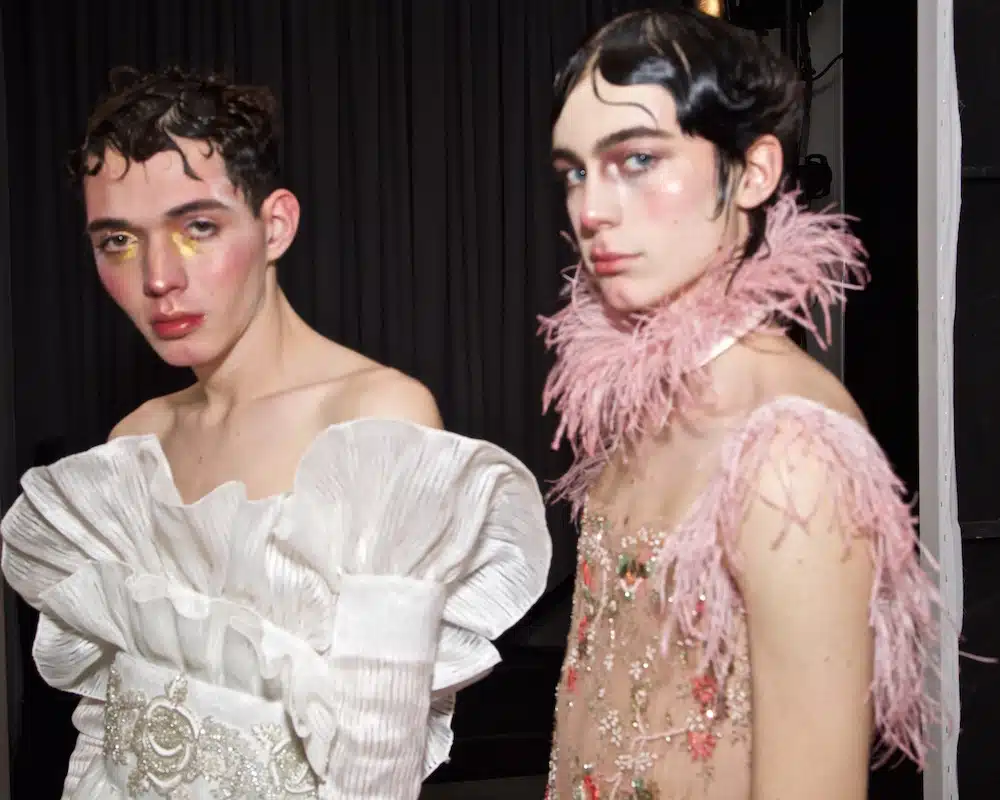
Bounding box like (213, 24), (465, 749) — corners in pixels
(1, 419), (552, 799)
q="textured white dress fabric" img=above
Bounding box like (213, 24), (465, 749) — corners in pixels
(0, 419), (552, 799)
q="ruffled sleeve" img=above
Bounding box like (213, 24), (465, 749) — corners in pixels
(287, 419), (552, 799)
(0, 421), (552, 800)
(1, 437), (166, 793)
(654, 396), (941, 768)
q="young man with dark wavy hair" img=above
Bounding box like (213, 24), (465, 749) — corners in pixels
(540, 9), (941, 799)
(0, 66), (552, 799)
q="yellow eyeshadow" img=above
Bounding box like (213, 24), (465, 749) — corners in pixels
(107, 241), (138, 262)
(171, 231), (199, 258)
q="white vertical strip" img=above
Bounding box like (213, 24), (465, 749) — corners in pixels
(917, 0), (963, 797)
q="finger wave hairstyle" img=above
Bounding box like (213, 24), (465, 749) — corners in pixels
(554, 8), (804, 260)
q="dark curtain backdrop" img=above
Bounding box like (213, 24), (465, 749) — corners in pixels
(0, 5), (14, 798)
(0, 0), (666, 793)
(842, 2), (923, 797)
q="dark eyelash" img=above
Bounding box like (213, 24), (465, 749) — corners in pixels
(97, 233), (130, 250)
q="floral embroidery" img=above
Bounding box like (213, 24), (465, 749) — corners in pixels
(103, 663), (317, 798)
(548, 509), (752, 799)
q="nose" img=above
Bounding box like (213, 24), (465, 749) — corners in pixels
(577, 175), (622, 235)
(143, 236), (188, 298)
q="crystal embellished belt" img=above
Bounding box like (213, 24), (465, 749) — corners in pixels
(102, 652), (318, 799)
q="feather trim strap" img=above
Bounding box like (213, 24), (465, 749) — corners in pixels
(655, 395), (941, 768)
(539, 193), (868, 514)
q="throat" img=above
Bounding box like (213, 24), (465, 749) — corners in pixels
(195, 289), (310, 408)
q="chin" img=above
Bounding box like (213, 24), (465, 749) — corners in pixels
(597, 278), (673, 315)
(147, 337), (218, 369)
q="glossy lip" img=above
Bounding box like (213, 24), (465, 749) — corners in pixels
(590, 250), (639, 277)
(150, 312), (205, 340)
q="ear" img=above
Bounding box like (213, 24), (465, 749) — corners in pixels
(734, 134), (785, 210)
(260, 188), (301, 263)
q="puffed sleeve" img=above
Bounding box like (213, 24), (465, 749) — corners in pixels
(288, 420), (552, 799)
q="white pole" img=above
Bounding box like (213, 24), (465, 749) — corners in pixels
(917, 0), (963, 797)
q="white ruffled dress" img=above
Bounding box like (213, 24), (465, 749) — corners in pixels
(1, 419), (553, 799)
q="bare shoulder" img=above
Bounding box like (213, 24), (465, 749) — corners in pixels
(730, 339), (883, 581)
(352, 367), (443, 429)
(734, 355), (879, 596)
(752, 338), (867, 428)
(315, 350), (443, 430)
(107, 388), (193, 442)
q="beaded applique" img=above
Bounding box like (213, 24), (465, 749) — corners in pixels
(103, 663), (317, 799)
(547, 510), (752, 799)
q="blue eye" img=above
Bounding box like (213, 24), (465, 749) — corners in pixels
(624, 153), (656, 173)
(563, 167), (587, 187)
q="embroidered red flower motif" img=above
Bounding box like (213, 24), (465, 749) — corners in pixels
(583, 773), (600, 799)
(566, 667), (578, 693)
(690, 674), (718, 706)
(577, 616), (589, 644)
(582, 560), (593, 590)
(687, 729), (718, 761)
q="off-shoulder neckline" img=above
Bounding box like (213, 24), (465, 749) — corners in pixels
(71, 417), (512, 509)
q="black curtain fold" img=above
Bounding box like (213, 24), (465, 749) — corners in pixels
(1, 0), (664, 790)
(0, 4), (16, 796)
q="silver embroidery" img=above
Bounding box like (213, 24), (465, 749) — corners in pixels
(103, 663), (317, 799)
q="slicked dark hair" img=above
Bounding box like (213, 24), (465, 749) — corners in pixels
(555, 8), (804, 260)
(70, 66), (281, 215)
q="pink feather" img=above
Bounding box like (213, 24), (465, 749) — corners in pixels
(655, 397), (941, 769)
(538, 192), (948, 768)
(539, 192), (868, 514)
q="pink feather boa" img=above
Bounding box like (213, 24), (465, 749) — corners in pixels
(539, 192), (868, 511)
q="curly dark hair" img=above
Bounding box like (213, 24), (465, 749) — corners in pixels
(555, 8), (804, 261)
(70, 66), (281, 214)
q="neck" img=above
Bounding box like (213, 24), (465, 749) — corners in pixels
(697, 330), (799, 416)
(538, 192), (868, 513)
(191, 268), (311, 409)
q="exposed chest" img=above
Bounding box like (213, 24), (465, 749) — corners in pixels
(554, 502), (753, 800)
(160, 412), (324, 505)
(588, 423), (729, 535)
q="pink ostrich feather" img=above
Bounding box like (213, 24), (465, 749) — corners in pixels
(655, 397), (943, 769)
(538, 192), (955, 769)
(539, 192), (868, 514)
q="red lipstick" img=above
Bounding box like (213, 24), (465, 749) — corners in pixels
(151, 312), (204, 340)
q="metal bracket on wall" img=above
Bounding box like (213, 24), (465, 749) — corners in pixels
(960, 521), (1000, 540)
(962, 165), (1000, 180)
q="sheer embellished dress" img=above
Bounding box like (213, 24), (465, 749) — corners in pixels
(538, 196), (941, 799)
(545, 396), (937, 799)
